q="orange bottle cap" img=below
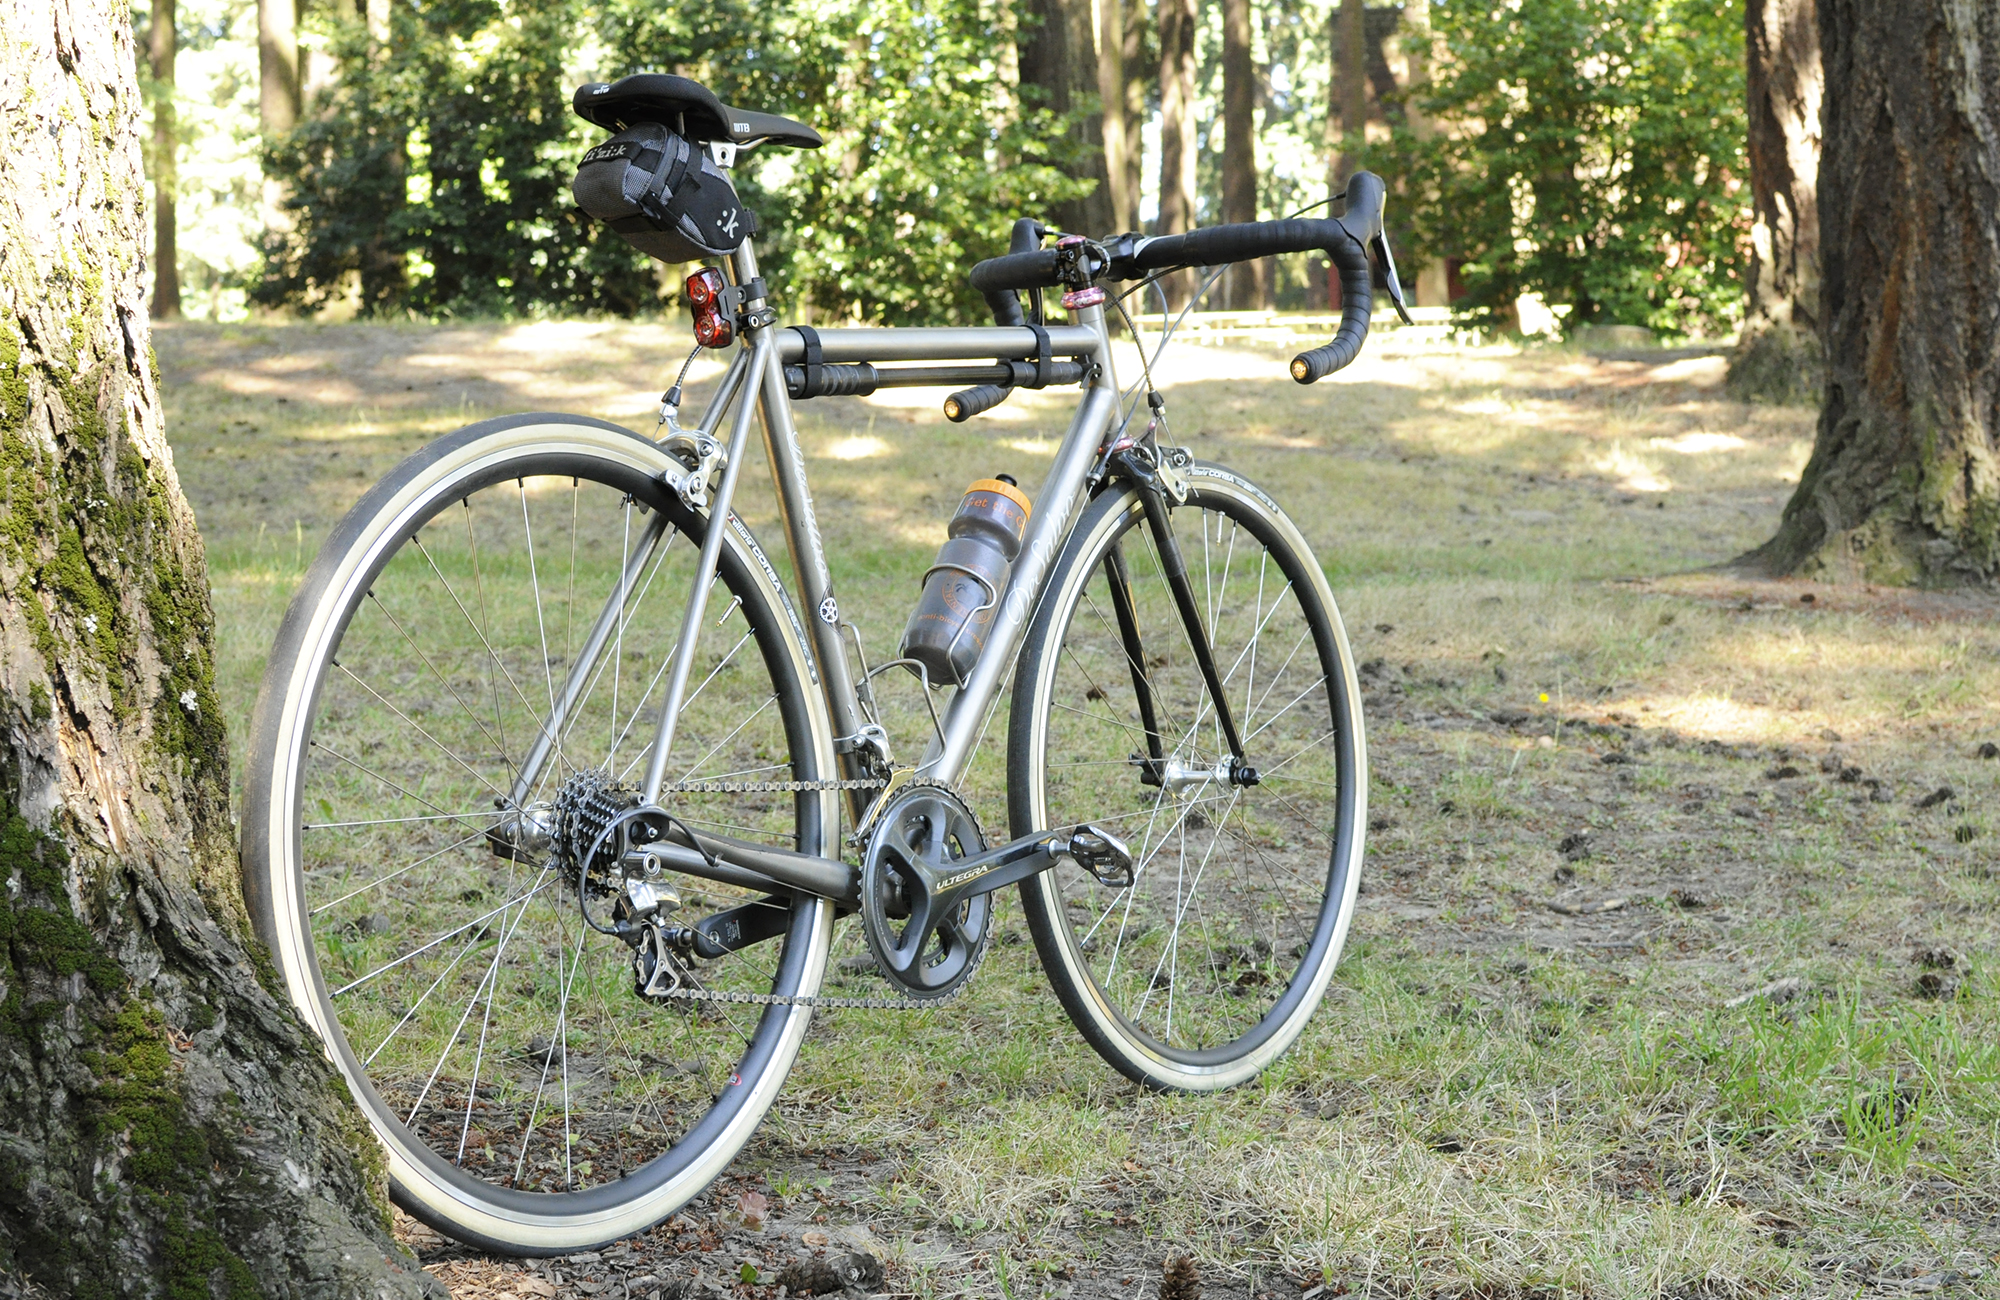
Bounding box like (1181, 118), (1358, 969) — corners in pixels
(965, 478), (1031, 516)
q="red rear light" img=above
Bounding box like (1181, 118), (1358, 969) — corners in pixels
(693, 310), (734, 349)
(684, 267), (723, 306)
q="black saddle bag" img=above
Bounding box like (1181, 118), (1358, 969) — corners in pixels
(572, 122), (756, 264)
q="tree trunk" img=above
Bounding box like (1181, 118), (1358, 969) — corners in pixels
(1727, 0), (1823, 404)
(1738, 0), (2000, 585)
(0, 4), (442, 1296)
(1095, 0), (1133, 232)
(258, 0), (299, 132)
(1156, 0), (1198, 308)
(1018, 0), (1116, 237)
(1116, 0), (1147, 232)
(1334, 0), (1365, 180)
(1325, 0), (1365, 308)
(1402, 0), (1449, 308)
(1220, 0), (1268, 310)
(149, 0), (180, 320)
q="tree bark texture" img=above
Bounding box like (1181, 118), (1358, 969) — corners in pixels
(148, 0), (179, 321)
(1220, 0), (1269, 309)
(1741, 0), (2000, 584)
(1018, 0), (1116, 238)
(1094, 0), (1133, 232)
(258, 0), (298, 132)
(1115, 0), (1147, 233)
(1728, 0), (1823, 403)
(1333, 0), (1366, 183)
(0, 2), (442, 1295)
(1156, 0), (1198, 308)
(1402, 0), (1449, 308)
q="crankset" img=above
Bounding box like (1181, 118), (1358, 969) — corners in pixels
(859, 784), (1137, 999)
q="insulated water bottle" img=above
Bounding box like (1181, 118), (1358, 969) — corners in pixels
(899, 476), (1031, 685)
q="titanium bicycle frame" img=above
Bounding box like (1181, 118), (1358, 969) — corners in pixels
(513, 233), (1122, 905)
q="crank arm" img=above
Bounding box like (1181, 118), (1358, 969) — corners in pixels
(929, 824), (1137, 913)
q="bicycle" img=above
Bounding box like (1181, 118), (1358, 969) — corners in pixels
(241, 72), (1409, 1254)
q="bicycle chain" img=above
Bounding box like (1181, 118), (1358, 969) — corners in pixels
(643, 976), (968, 1013)
(658, 777), (887, 794)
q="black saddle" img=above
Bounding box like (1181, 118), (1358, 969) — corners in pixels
(573, 75), (822, 150)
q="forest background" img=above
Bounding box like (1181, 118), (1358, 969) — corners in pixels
(140, 0), (1750, 335)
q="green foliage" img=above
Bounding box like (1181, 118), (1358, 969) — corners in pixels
(258, 0), (648, 316)
(257, 0), (1093, 324)
(759, 0), (1093, 324)
(1378, 0), (1750, 338)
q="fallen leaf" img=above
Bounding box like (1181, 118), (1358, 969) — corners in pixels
(737, 1189), (770, 1230)
(802, 1230), (830, 1248)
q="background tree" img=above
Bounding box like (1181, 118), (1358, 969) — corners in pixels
(1018, 0), (1117, 236)
(1094, 0), (1135, 232)
(0, 2), (440, 1294)
(1384, 0), (1749, 337)
(149, 0), (181, 319)
(1726, 0), (1821, 403)
(1156, 0), (1198, 308)
(1219, 0), (1269, 309)
(1739, 0), (1999, 584)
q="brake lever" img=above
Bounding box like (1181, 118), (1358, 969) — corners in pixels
(1372, 233), (1415, 327)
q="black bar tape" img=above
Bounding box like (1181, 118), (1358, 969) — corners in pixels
(784, 362), (879, 398)
(1289, 233), (1373, 384)
(943, 385), (1012, 422)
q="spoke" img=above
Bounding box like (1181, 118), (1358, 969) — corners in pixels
(332, 877), (559, 997)
(413, 532), (559, 771)
(309, 740), (494, 835)
(367, 591), (515, 773)
(520, 481), (565, 781)
(362, 922), (485, 1067)
(461, 502), (511, 778)
(1137, 789), (1243, 1033)
(305, 809), (497, 831)
(456, 857), (544, 1164)
(1243, 674), (1330, 746)
(311, 824), (493, 916)
(333, 662), (510, 801)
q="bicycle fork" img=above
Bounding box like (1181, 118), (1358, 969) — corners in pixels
(1105, 444), (1261, 791)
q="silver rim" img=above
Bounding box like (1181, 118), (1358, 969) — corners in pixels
(246, 419), (836, 1250)
(1018, 466), (1365, 1090)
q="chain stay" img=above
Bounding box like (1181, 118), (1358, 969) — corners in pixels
(639, 770), (954, 1011)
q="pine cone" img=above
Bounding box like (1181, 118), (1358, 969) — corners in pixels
(1159, 1254), (1201, 1300)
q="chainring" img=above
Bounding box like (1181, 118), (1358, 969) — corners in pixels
(859, 784), (993, 1001)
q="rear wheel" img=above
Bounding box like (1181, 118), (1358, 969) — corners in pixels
(241, 414), (838, 1253)
(1010, 463), (1366, 1091)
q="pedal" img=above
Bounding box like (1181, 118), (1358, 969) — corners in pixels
(1065, 825), (1135, 889)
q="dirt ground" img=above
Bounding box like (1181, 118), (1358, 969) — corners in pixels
(157, 317), (2000, 1299)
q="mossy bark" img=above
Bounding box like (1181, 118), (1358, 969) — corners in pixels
(0, 2), (440, 1295)
(1737, 0), (2000, 585)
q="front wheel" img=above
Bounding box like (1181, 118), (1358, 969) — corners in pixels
(241, 414), (840, 1253)
(1009, 462), (1366, 1091)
